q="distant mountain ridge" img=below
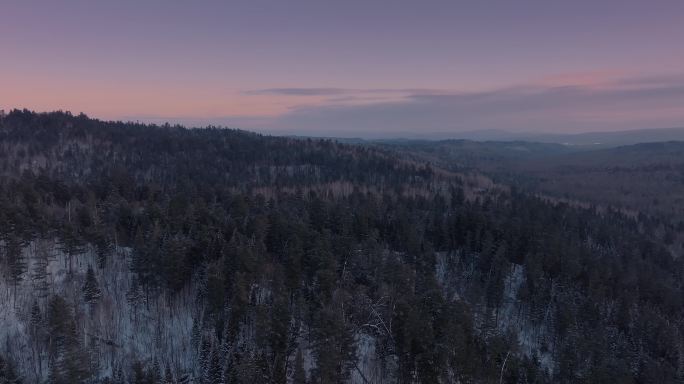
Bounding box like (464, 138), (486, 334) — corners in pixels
(490, 127), (684, 147)
(297, 126), (684, 148)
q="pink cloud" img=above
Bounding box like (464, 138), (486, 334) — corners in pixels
(535, 70), (630, 89)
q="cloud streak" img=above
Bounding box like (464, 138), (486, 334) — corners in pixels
(239, 74), (684, 137)
(245, 88), (349, 96)
(122, 74), (684, 138)
(244, 87), (441, 96)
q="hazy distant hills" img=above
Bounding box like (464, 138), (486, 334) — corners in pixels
(318, 126), (684, 148)
(485, 127), (684, 148)
(1, 110), (684, 383)
(437, 126), (684, 147)
(512, 141), (684, 221)
(526, 140), (684, 168)
(385, 138), (684, 222)
(375, 139), (577, 172)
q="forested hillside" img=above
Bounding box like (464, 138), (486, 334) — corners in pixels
(1, 110), (683, 383)
(385, 139), (684, 250)
(511, 142), (684, 222)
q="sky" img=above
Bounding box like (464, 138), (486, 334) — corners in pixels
(1, 0), (684, 137)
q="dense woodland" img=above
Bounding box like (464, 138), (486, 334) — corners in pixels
(384, 139), (684, 227)
(0, 110), (683, 383)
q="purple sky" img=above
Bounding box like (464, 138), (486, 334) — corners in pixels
(2, 0), (684, 137)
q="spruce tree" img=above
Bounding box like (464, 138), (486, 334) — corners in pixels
(82, 266), (102, 305)
(151, 358), (161, 383)
(58, 223), (84, 275)
(164, 365), (174, 384)
(47, 295), (91, 383)
(5, 233), (26, 296)
(207, 348), (224, 384)
(95, 231), (112, 270)
(0, 353), (22, 384)
(126, 278), (143, 310)
(112, 364), (125, 384)
(293, 349), (307, 384)
(199, 338), (211, 383)
(30, 300), (42, 334)
(31, 239), (51, 299)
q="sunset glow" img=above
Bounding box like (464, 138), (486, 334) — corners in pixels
(2, 0), (684, 136)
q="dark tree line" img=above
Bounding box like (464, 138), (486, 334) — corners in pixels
(0, 110), (682, 383)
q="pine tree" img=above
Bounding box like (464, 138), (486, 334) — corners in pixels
(5, 233), (26, 298)
(162, 234), (188, 293)
(47, 295), (91, 383)
(95, 231), (112, 270)
(191, 318), (202, 352)
(293, 349), (307, 384)
(131, 361), (145, 384)
(207, 348), (224, 384)
(151, 358), (162, 383)
(310, 305), (356, 384)
(177, 372), (190, 384)
(82, 266), (102, 305)
(49, 323), (91, 384)
(0, 353), (22, 384)
(32, 238), (51, 299)
(58, 223), (84, 275)
(126, 277), (143, 317)
(199, 338), (212, 383)
(30, 300), (42, 336)
(164, 365), (175, 384)
(112, 364), (125, 384)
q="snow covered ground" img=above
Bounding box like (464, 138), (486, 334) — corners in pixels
(0, 240), (198, 382)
